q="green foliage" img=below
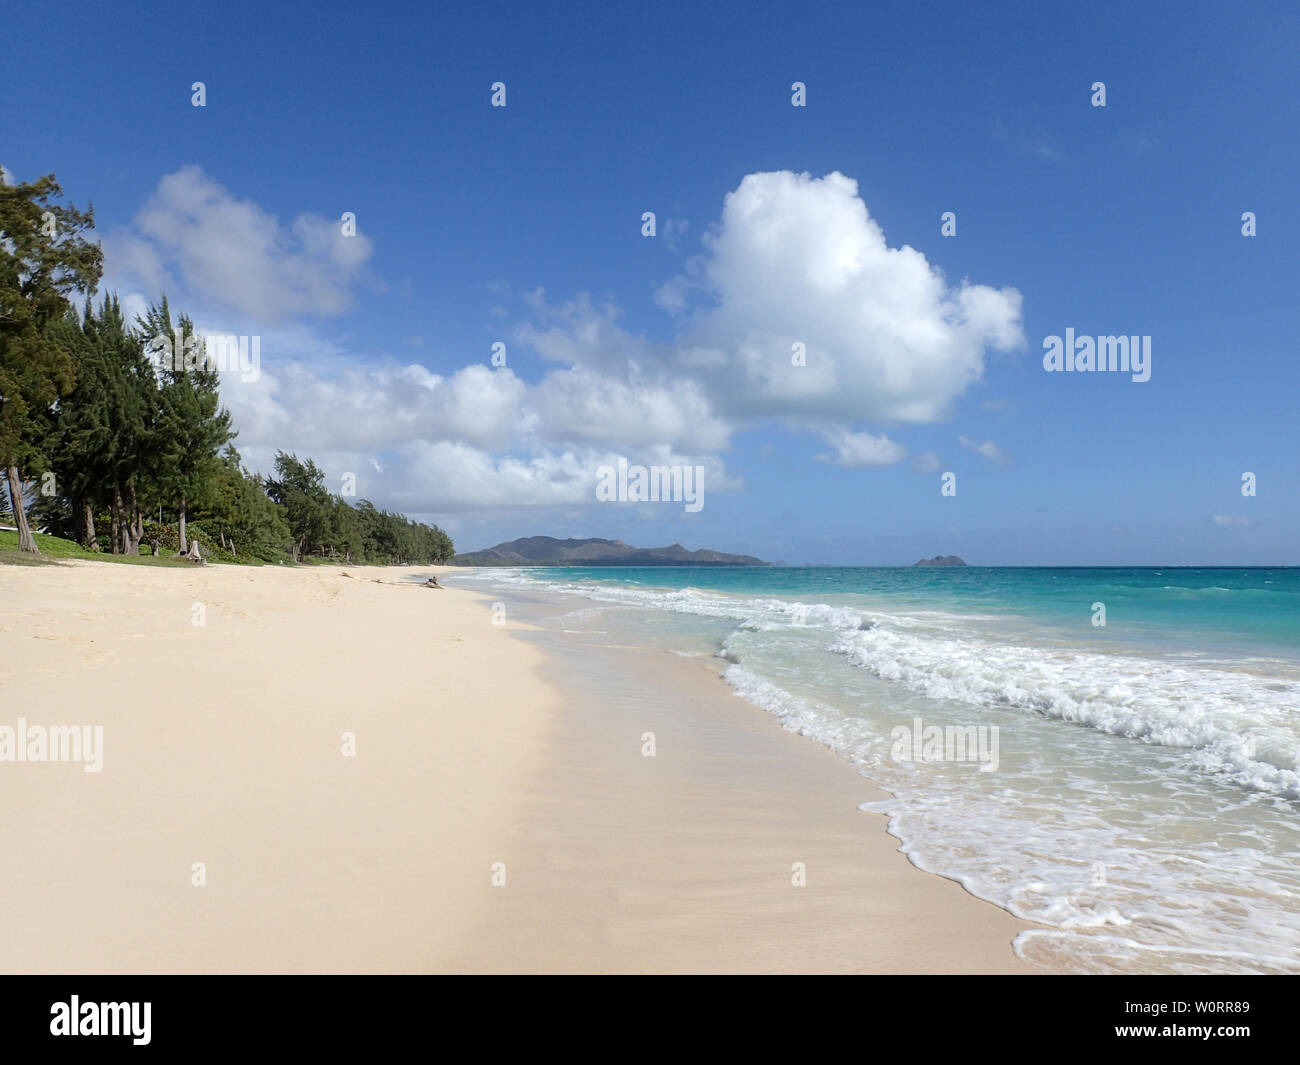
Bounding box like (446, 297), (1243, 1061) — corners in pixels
(4, 171), (453, 567)
(264, 451), (332, 559)
(28, 489), (74, 539)
(136, 519), (250, 564)
(43, 295), (160, 550)
(0, 172), (104, 551)
(0, 173), (103, 472)
(139, 298), (233, 529)
(264, 452), (453, 564)
(195, 447), (292, 561)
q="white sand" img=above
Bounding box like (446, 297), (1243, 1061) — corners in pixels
(0, 559), (1033, 973)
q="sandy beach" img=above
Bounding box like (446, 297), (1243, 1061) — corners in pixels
(0, 560), (1031, 973)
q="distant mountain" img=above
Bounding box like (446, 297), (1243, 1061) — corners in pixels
(913, 555), (967, 567)
(449, 536), (767, 567)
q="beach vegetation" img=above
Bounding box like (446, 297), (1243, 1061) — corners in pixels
(1, 171), (453, 565)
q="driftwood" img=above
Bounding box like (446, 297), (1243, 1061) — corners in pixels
(340, 572), (440, 588)
(182, 540), (204, 564)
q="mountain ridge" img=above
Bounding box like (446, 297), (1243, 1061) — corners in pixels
(449, 535), (767, 567)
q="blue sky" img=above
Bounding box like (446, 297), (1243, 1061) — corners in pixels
(3, 0), (1297, 564)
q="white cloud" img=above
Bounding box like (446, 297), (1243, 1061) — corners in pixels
(222, 359), (526, 455)
(546, 172), (1024, 434)
(218, 356), (740, 512)
(300, 441), (741, 515)
(104, 166), (374, 322)
(665, 171), (1025, 425)
(817, 429), (907, 468)
(653, 274), (691, 313)
(959, 435), (1012, 465)
(514, 293), (659, 376)
(1212, 514), (1250, 527)
(99, 167), (1025, 516)
(530, 369), (729, 452)
(662, 217), (689, 253)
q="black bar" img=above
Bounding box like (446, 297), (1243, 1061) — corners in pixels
(1, 975), (1288, 1053)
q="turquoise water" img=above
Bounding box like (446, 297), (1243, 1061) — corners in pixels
(530, 565), (1300, 654)
(449, 564), (1300, 973)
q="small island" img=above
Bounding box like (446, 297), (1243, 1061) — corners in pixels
(913, 555), (967, 567)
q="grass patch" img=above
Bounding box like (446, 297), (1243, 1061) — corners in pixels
(0, 530), (194, 567)
(0, 547), (58, 566)
(0, 530), (412, 569)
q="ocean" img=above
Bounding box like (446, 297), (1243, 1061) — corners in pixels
(445, 564), (1300, 974)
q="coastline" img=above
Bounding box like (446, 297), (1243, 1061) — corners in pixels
(0, 559), (1033, 973)
(447, 581), (1035, 974)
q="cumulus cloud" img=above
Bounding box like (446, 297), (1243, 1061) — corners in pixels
(530, 369), (729, 452)
(959, 435), (1013, 465)
(222, 360), (526, 455)
(817, 429), (907, 468)
(218, 358), (739, 514)
(662, 170), (1024, 425)
(104, 166), (374, 322)
(390, 443), (738, 513)
(514, 293), (659, 376)
(100, 167), (1025, 515)
(537, 171), (1024, 435)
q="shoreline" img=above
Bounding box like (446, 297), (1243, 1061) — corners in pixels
(0, 559), (1034, 973)
(448, 580), (1035, 973)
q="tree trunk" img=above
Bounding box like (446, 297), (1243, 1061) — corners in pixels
(5, 464), (39, 553)
(72, 497), (85, 544)
(109, 488), (121, 553)
(178, 494), (188, 554)
(123, 483), (142, 556)
(129, 484), (144, 550)
(113, 483), (130, 555)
